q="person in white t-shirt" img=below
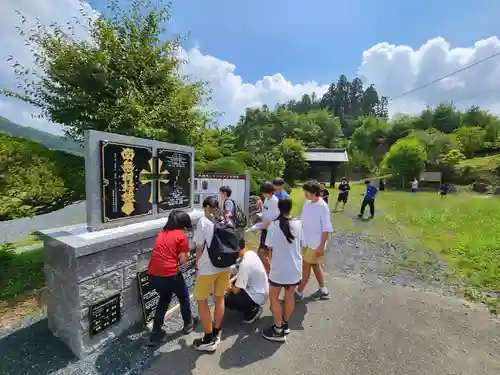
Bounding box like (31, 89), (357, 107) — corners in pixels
(296, 180), (333, 301)
(411, 178), (419, 192)
(192, 196), (231, 352)
(257, 181), (280, 273)
(225, 238), (268, 324)
(262, 197), (303, 342)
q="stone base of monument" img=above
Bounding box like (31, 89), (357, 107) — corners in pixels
(37, 209), (203, 359)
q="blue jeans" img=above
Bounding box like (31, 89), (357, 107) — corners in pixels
(150, 273), (192, 332)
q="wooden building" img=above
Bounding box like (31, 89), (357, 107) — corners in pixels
(304, 148), (349, 187)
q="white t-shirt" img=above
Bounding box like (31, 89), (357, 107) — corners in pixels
(260, 195), (279, 222)
(300, 199), (333, 249)
(193, 215), (231, 276)
(265, 219), (303, 285)
(234, 251), (269, 305)
(412, 180), (419, 189)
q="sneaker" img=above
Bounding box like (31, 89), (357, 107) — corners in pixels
(183, 317), (197, 334)
(357, 214), (363, 218)
(243, 306), (263, 324)
(213, 327), (221, 343)
(193, 333), (218, 352)
(310, 289), (331, 300)
(147, 329), (166, 346)
(370, 215), (375, 219)
(282, 321), (290, 335)
(262, 325), (286, 342)
(294, 292), (304, 302)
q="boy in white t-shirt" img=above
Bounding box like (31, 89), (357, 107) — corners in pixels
(225, 239), (268, 324)
(296, 180), (333, 301)
(257, 181), (280, 273)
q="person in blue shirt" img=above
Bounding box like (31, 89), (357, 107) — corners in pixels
(273, 178), (289, 199)
(439, 183), (449, 197)
(358, 180), (378, 219)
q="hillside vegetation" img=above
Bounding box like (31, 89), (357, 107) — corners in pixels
(0, 133), (84, 220)
(0, 117), (83, 155)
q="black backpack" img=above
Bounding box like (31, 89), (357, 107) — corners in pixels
(206, 217), (240, 268)
(224, 199), (248, 228)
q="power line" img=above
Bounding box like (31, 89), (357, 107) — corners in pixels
(389, 50), (500, 101)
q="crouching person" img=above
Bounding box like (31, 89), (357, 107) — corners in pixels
(225, 239), (268, 323)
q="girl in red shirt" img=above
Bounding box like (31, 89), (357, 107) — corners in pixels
(147, 210), (195, 345)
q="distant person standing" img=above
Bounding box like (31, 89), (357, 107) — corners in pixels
(319, 182), (330, 204)
(358, 180), (378, 219)
(379, 179), (386, 191)
(273, 178), (289, 199)
(333, 178), (350, 212)
(411, 178), (419, 193)
(439, 183), (449, 197)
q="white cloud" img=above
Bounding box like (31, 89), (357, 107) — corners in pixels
(1, 1), (500, 135)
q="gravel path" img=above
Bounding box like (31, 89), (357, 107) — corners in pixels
(0, 230), (498, 375)
(0, 202), (86, 243)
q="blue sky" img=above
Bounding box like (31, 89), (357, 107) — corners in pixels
(2, 0), (500, 133)
(93, 0), (500, 85)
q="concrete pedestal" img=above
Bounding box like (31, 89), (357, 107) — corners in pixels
(38, 209), (203, 359)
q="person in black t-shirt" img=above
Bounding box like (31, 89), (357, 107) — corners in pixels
(319, 182), (330, 204)
(334, 178), (350, 212)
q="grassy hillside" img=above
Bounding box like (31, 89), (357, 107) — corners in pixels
(0, 133), (85, 220)
(456, 154), (500, 185)
(0, 116), (83, 156)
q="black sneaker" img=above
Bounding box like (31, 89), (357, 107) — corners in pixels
(282, 321), (290, 335)
(262, 325), (286, 342)
(243, 306), (263, 324)
(147, 329), (166, 346)
(310, 289), (331, 300)
(183, 317), (197, 334)
(193, 333), (218, 352)
(357, 213), (363, 218)
(213, 327), (221, 343)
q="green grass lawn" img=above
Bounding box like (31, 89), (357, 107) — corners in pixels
(0, 246), (45, 300)
(290, 184), (500, 312)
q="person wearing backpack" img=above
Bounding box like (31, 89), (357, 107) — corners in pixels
(193, 196), (240, 352)
(220, 185), (247, 229)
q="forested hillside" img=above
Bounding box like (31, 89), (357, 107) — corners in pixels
(0, 117), (83, 155)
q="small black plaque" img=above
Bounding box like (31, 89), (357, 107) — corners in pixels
(137, 270), (160, 325)
(100, 141), (155, 223)
(89, 294), (121, 337)
(157, 149), (192, 213)
(137, 249), (197, 325)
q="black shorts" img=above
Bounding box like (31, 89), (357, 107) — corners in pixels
(269, 279), (301, 289)
(337, 193), (348, 203)
(440, 191), (447, 196)
(259, 229), (268, 250)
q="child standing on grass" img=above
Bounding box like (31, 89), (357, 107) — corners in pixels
(439, 183), (449, 197)
(147, 210), (196, 346)
(358, 179), (378, 219)
(263, 197), (303, 342)
(334, 178), (350, 212)
(295, 181), (333, 301)
(319, 182), (330, 204)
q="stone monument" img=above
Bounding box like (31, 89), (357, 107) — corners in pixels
(38, 130), (202, 359)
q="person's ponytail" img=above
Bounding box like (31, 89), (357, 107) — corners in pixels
(278, 213), (295, 244)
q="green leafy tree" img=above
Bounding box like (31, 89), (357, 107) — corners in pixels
(439, 149), (466, 167)
(4, 0), (208, 143)
(432, 103), (461, 133)
(454, 126), (486, 158)
(382, 138), (428, 187)
(280, 138), (308, 186)
(408, 128), (454, 164)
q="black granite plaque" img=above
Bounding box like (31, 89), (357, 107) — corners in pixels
(137, 270), (160, 325)
(100, 141), (155, 223)
(156, 149), (192, 213)
(89, 294), (121, 337)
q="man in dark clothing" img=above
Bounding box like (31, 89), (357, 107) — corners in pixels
(319, 183), (330, 204)
(358, 180), (378, 219)
(334, 178), (350, 212)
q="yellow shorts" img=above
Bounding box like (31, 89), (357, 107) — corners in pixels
(194, 270), (231, 300)
(303, 247), (322, 265)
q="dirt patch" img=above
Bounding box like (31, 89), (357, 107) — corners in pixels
(0, 289), (45, 330)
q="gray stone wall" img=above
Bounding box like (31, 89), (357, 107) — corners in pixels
(43, 235), (155, 358)
(40, 210), (202, 359)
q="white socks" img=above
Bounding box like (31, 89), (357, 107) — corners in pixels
(320, 286), (329, 294)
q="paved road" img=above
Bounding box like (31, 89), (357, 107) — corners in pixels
(144, 272), (500, 375)
(0, 201), (86, 243)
